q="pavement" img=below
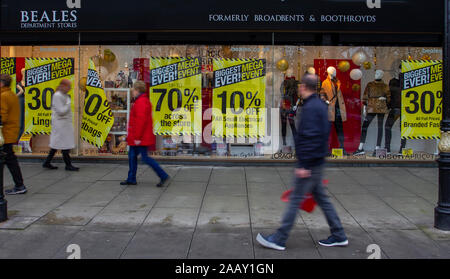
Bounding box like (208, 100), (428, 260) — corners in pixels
(0, 162), (450, 259)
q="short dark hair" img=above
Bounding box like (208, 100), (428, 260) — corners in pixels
(0, 74), (12, 87)
(301, 73), (318, 91)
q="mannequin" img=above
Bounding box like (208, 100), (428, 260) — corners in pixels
(16, 68), (25, 139)
(384, 65), (406, 154)
(353, 70), (390, 156)
(320, 66), (347, 154)
(280, 69), (298, 146)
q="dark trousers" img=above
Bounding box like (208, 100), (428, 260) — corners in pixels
(44, 149), (73, 167)
(273, 164), (346, 246)
(3, 144), (24, 187)
(127, 146), (168, 183)
(281, 111), (296, 145)
(360, 113), (385, 147)
(384, 108), (407, 151)
(332, 104), (345, 149)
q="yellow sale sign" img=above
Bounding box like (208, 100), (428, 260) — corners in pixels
(0, 57), (16, 91)
(149, 57), (202, 136)
(212, 58), (266, 138)
(81, 60), (114, 148)
(24, 58), (75, 135)
(401, 60), (443, 139)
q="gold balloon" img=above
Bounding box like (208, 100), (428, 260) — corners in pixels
(352, 84), (361, 92)
(338, 61), (350, 72)
(103, 49), (116, 62)
(79, 77), (87, 91)
(276, 59), (289, 72)
(363, 62), (372, 70)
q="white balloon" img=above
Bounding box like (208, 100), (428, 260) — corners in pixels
(97, 66), (109, 81)
(352, 51), (367, 66)
(350, 69), (363, 80)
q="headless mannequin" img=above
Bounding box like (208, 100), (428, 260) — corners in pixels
(384, 65), (406, 153)
(16, 68), (25, 139)
(280, 69), (298, 146)
(355, 70), (389, 156)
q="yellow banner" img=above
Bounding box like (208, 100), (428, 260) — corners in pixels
(81, 60), (114, 148)
(0, 57), (16, 91)
(401, 60), (443, 139)
(212, 58), (266, 138)
(24, 58), (75, 135)
(150, 57), (202, 136)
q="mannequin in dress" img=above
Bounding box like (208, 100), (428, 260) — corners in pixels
(353, 70), (390, 156)
(320, 66), (347, 154)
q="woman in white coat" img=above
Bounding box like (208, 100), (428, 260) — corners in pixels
(42, 79), (79, 171)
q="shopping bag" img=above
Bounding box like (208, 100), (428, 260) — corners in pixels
(280, 179), (329, 213)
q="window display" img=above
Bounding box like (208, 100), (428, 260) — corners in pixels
(0, 45), (442, 162)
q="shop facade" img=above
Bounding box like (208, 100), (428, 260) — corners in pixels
(0, 0), (444, 163)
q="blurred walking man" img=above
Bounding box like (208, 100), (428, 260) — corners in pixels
(256, 74), (348, 250)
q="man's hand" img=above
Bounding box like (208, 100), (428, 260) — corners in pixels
(295, 168), (311, 178)
(134, 140), (141, 145)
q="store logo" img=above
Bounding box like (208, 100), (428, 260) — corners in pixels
(19, 1), (80, 30)
(66, 0), (81, 9)
(366, 0), (381, 9)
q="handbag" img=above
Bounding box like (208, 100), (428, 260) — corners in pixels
(280, 179), (329, 213)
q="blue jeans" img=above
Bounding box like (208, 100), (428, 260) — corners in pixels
(126, 146), (168, 183)
(273, 164), (346, 246)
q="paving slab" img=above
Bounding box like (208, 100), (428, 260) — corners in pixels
(332, 193), (417, 230)
(0, 216), (40, 230)
(197, 211), (250, 228)
(367, 229), (449, 259)
(37, 181), (93, 195)
(0, 224), (80, 259)
(85, 209), (149, 232)
(173, 167), (212, 182)
(206, 183), (247, 196)
(189, 229), (253, 259)
(103, 193), (159, 212)
(38, 205), (104, 226)
(245, 167), (282, 184)
(381, 196), (435, 227)
(163, 181), (207, 195)
(52, 230), (134, 259)
(144, 207), (199, 228)
(209, 167), (246, 185)
(121, 225), (194, 259)
(201, 194), (249, 213)
(155, 193), (203, 209)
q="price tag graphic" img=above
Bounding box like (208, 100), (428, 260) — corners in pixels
(401, 60), (443, 139)
(212, 58), (266, 138)
(150, 57), (202, 136)
(24, 58), (75, 135)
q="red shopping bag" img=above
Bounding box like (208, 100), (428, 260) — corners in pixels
(280, 179), (329, 213)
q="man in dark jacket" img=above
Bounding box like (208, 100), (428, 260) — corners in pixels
(256, 74), (348, 250)
(120, 81), (169, 187)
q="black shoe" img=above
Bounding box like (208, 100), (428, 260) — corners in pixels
(318, 235), (349, 247)
(120, 181), (137, 185)
(43, 163), (58, 170)
(5, 186), (28, 195)
(343, 150), (349, 156)
(65, 166), (79, 171)
(353, 148), (365, 156)
(156, 175), (170, 187)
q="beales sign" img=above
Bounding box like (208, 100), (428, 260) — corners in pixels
(19, 0), (81, 29)
(0, 0), (442, 33)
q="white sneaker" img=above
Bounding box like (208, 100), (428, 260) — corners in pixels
(256, 233), (286, 251)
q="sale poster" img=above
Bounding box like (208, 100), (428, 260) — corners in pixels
(0, 57), (16, 91)
(401, 60), (443, 139)
(24, 58), (75, 135)
(81, 59), (114, 147)
(212, 58), (266, 138)
(149, 57), (202, 136)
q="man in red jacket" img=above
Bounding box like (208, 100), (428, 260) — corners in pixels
(121, 81), (169, 187)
